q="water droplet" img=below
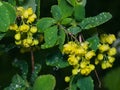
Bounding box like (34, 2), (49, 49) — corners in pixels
(15, 84), (19, 88)
(53, 66), (59, 71)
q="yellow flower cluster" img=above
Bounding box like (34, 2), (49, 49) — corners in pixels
(63, 41), (95, 77)
(95, 34), (117, 69)
(16, 7), (37, 23)
(9, 7), (42, 48)
(63, 34), (117, 83)
(100, 34), (116, 44)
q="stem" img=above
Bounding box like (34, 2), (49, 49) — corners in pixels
(78, 33), (85, 43)
(64, 87), (69, 90)
(94, 69), (101, 88)
(79, 34), (82, 42)
(31, 48), (35, 73)
(59, 24), (78, 42)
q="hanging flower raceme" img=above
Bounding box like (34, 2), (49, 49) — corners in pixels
(9, 7), (42, 50)
(62, 41), (96, 79)
(63, 34), (117, 83)
(95, 34), (117, 69)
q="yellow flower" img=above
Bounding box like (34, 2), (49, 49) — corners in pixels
(85, 50), (95, 60)
(106, 34), (116, 44)
(17, 7), (24, 16)
(97, 53), (104, 61)
(68, 55), (79, 65)
(101, 62), (107, 69)
(98, 44), (110, 52)
(32, 39), (39, 46)
(62, 41), (77, 54)
(75, 47), (86, 55)
(65, 76), (70, 82)
(27, 14), (37, 23)
(23, 10), (29, 18)
(27, 8), (33, 16)
(14, 33), (21, 40)
(72, 68), (79, 75)
(101, 61), (112, 69)
(80, 69), (86, 75)
(9, 24), (18, 31)
(100, 34), (116, 44)
(89, 64), (95, 70)
(81, 41), (89, 50)
(17, 7), (24, 12)
(80, 64), (94, 75)
(107, 47), (117, 56)
(80, 61), (87, 68)
(95, 59), (99, 65)
(23, 39), (30, 48)
(15, 40), (21, 45)
(84, 68), (91, 75)
(108, 56), (115, 63)
(106, 62), (112, 68)
(19, 24), (30, 32)
(26, 37), (33, 44)
(30, 26), (37, 33)
(62, 44), (73, 54)
(100, 34), (108, 43)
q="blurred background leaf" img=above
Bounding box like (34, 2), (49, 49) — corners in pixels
(103, 67), (120, 90)
(33, 74), (56, 90)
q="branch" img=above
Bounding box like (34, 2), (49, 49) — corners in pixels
(94, 69), (102, 88)
(59, 24), (78, 42)
(30, 48), (35, 73)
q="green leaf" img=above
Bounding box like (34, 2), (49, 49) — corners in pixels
(51, 5), (62, 21)
(46, 50), (69, 68)
(0, 33), (6, 40)
(67, 26), (82, 35)
(22, 0), (36, 12)
(33, 74), (56, 90)
(87, 34), (99, 51)
(69, 76), (79, 90)
(69, 73), (94, 90)
(75, 0), (87, 6)
(3, 2), (16, 24)
(77, 76), (94, 90)
(41, 26), (58, 49)
(4, 74), (27, 90)
(103, 67), (120, 90)
(12, 59), (28, 79)
(58, 0), (73, 19)
(58, 28), (66, 49)
(0, 43), (16, 55)
(66, 0), (76, 6)
(31, 64), (41, 83)
(18, 0), (24, 5)
(67, 0), (87, 7)
(61, 18), (73, 25)
(79, 12), (112, 30)
(74, 5), (85, 21)
(0, 2), (10, 32)
(37, 18), (56, 32)
(8, 0), (16, 6)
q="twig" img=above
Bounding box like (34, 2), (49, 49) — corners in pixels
(64, 87), (69, 90)
(59, 24), (78, 42)
(30, 48), (34, 73)
(79, 34), (82, 42)
(94, 69), (101, 88)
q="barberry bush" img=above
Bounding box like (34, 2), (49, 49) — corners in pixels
(0, 0), (118, 90)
